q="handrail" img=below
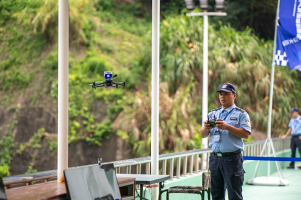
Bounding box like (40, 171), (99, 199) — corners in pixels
(3, 137), (291, 184)
(109, 137), (290, 168)
(244, 137), (284, 146)
(110, 148), (213, 168)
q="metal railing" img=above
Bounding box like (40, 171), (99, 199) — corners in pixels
(112, 137), (291, 179)
(3, 137), (291, 184)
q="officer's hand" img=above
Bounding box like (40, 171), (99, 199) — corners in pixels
(215, 119), (228, 130)
(299, 135), (301, 141)
(281, 135), (286, 140)
(204, 121), (213, 130)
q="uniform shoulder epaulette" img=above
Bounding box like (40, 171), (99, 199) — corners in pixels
(235, 107), (245, 112)
(209, 108), (221, 113)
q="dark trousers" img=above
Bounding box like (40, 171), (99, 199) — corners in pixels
(209, 153), (245, 200)
(289, 135), (301, 167)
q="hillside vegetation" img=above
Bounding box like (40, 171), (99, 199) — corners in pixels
(0, 0), (301, 176)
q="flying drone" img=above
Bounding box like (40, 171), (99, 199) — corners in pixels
(87, 71), (126, 89)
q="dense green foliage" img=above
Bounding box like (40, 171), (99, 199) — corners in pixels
(220, 0), (277, 40)
(118, 80), (202, 157)
(0, 0), (301, 175)
(160, 16), (301, 131)
(0, 0), (151, 176)
(140, 0), (278, 39)
(0, 108), (19, 177)
(117, 14), (301, 156)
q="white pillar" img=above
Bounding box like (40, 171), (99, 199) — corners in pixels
(58, 0), (69, 182)
(151, 0), (160, 199)
(202, 12), (209, 169)
(267, 0), (281, 177)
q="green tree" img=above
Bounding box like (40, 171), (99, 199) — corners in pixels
(140, 0), (278, 39)
(118, 14), (301, 157)
(117, 80), (200, 157)
(218, 0), (277, 40)
(13, 0), (100, 43)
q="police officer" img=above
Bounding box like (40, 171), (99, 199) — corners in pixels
(281, 107), (301, 169)
(200, 83), (251, 200)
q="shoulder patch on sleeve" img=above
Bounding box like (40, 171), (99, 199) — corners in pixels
(209, 107), (221, 113)
(235, 107), (245, 113)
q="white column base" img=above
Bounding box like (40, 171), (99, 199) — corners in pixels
(247, 177), (289, 186)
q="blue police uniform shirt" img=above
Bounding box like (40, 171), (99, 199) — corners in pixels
(288, 115), (301, 135)
(204, 104), (251, 153)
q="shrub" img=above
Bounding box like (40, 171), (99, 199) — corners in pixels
(0, 165), (10, 177)
(117, 80), (199, 157)
(156, 15), (301, 134)
(85, 57), (112, 75)
(42, 51), (58, 72)
(0, 69), (33, 91)
(13, 0), (100, 43)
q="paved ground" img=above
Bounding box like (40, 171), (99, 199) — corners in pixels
(242, 165), (301, 200)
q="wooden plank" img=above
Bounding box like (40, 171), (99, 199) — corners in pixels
(4, 175), (57, 187)
(5, 181), (66, 200)
(5, 178), (136, 200)
(117, 177), (135, 184)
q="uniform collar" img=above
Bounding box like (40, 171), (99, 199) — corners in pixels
(221, 104), (236, 113)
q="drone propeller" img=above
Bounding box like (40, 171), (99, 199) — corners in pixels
(86, 82), (97, 89)
(87, 80), (104, 85)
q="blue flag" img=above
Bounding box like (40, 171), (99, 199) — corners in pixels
(275, 0), (301, 71)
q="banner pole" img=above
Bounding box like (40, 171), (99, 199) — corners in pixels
(247, 0), (288, 186)
(267, 0), (281, 177)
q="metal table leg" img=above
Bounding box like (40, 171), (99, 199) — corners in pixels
(159, 182), (162, 200)
(140, 184), (143, 200)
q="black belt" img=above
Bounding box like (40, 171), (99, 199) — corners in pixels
(292, 135), (301, 137)
(213, 151), (241, 157)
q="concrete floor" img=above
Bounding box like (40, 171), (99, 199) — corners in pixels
(242, 166), (301, 200)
